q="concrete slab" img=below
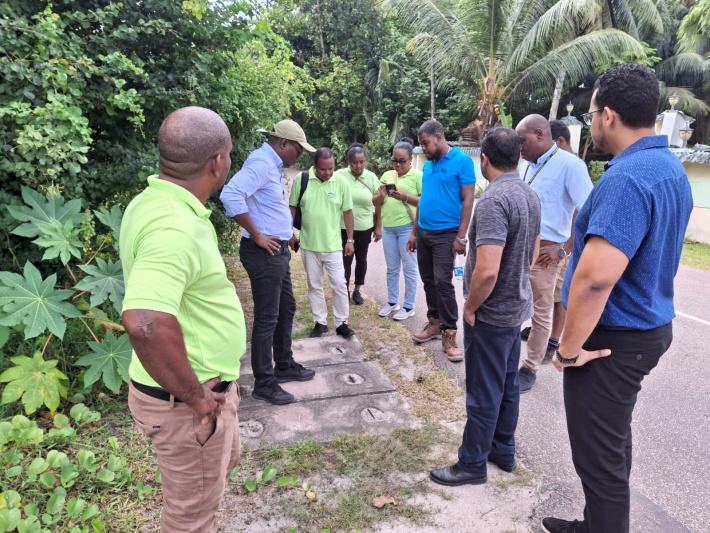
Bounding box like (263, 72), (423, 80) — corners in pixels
(239, 335), (365, 375)
(238, 391), (416, 445)
(238, 361), (396, 404)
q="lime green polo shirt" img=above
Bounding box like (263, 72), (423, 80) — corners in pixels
(335, 168), (379, 231)
(289, 168), (353, 252)
(120, 177), (245, 387)
(380, 168), (423, 228)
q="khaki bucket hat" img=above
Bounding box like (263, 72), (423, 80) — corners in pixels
(270, 119), (316, 152)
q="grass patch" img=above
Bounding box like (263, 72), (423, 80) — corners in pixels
(681, 240), (710, 271)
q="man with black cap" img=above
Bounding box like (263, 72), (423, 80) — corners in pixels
(221, 119), (316, 405)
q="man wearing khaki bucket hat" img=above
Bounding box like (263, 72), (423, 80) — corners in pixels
(221, 119), (316, 406)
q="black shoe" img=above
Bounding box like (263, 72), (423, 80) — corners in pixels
(310, 323), (328, 338)
(351, 289), (364, 305)
(489, 458), (517, 473)
(274, 362), (316, 383)
(542, 343), (556, 364)
(519, 366), (536, 394)
(252, 383), (294, 405)
(429, 464), (487, 486)
(541, 517), (582, 533)
(336, 323), (355, 338)
(521, 326), (531, 341)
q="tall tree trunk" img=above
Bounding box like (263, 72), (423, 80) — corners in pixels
(549, 71), (566, 120)
(430, 45), (435, 119)
(316, 0), (325, 68)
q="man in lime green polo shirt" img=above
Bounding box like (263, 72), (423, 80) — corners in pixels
(121, 106), (245, 533)
(289, 147), (356, 338)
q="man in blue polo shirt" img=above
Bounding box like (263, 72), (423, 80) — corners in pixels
(406, 119), (476, 361)
(541, 65), (693, 533)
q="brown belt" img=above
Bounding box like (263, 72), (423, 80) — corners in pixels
(540, 240), (559, 247)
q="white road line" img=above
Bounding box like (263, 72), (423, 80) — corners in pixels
(677, 311), (710, 326)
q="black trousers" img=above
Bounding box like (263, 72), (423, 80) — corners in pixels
(416, 227), (458, 330)
(239, 237), (297, 388)
(341, 228), (373, 287)
(564, 323), (673, 533)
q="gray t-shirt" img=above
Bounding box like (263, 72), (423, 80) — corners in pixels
(464, 172), (541, 328)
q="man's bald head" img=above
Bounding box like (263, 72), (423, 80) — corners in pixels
(158, 107), (231, 178)
(515, 114), (554, 163)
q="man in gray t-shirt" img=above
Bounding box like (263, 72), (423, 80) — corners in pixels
(430, 127), (541, 487)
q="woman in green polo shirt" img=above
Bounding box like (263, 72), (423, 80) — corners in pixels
(336, 143), (381, 305)
(372, 139), (422, 320)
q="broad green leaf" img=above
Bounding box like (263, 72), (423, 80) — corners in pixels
(46, 487), (66, 514)
(39, 473), (56, 488)
(0, 262), (82, 340)
(261, 465), (277, 481)
(75, 332), (131, 393)
(81, 504), (99, 522)
(17, 515), (41, 533)
(0, 325), (10, 349)
(6, 466), (22, 478)
(0, 491), (21, 509)
(66, 498), (86, 519)
(243, 479), (256, 492)
(0, 508), (21, 531)
(7, 187), (83, 239)
(23, 503), (39, 516)
(60, 467), (79, 487)
(0, 351), (68, 414)
(275, 476), (291, 487)
(52, 414), (70, 428)
(96, 470), (115, 483)
(75, 259), (125, 314)
(32, 219), (83, 265)
(94, 205), (123, 243)
(155, 467), (161, 483)
(92, 519), (105, 533)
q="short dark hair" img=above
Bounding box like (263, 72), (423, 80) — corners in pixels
(418, 119), (445, 139)
(313, 147), (335, 165)
(481, 127), (521, 171)
(593, 64), (660, 128)
(549, 120), (571, 144)
(346, 142), (366, 161)
(393, 140), (413, 156)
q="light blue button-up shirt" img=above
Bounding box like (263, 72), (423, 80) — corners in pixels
(220, 143), (294, 240)
(522, 144), (593, 243)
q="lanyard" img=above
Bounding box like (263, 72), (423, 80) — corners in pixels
(523, 147), (558, 186)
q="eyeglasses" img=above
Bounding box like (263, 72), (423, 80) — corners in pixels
(390, 157), (410, 165)
(288, 141), (303, 157)
(582, 109), (603, 126)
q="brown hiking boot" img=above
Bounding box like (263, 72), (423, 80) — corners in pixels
(412, 317), (442, 343)
(442, 329), (463, 362)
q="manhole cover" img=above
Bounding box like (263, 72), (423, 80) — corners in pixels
(342, 373), (364, 385)
(239, 420), (264, 438)
(361, 407), (386, 422)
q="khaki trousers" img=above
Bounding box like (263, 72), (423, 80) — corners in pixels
(128, 381), (241, 533)
(522, 246), (563, 373)
(302, 249), (350, 327)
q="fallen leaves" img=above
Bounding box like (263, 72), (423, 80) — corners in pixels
(305, 491), (316, 500)
(370, 496), (397, 509)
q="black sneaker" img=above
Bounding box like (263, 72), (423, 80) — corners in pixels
(521, 326), (531, 341)
(541, 517), (582, 532)
(351, 290), (364, 305)
(310, 323), (328, 338)
(252, 383), (294, 405)
(519, 366), (536, 394)
(275, 362), (315, 383)
(336, 323), (355, 338)
(542, 343), (556, 364)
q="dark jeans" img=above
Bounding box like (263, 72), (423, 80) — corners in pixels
(458, 319), (521, 476)
(239, 237), (297, 388)
(564, 323), (673, 533)
(341, 228), (373, 286)
(416, 227), (458, 330)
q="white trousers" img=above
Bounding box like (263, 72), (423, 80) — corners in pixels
(302, 250), (349, 327)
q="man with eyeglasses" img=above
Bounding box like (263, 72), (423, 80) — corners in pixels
(515, 115), (592, 394)
(220, 119), (316, 406)
(542, 64), (693, 533)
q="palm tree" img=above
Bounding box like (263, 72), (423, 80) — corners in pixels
(383, 0), (648, 131)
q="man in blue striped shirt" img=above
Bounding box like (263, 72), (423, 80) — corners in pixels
(221, 120), (316, 406)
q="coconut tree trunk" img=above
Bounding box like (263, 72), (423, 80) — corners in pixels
(430, 45), (435, 119)
(549, 71), (566, 120)
(316, 0), (326, 68)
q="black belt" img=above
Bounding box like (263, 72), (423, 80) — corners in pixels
(131, 380), (231, 402)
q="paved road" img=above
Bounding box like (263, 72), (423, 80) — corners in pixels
(362, 232), (710, 533)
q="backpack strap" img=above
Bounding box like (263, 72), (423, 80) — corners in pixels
(297, 170), (309, 206)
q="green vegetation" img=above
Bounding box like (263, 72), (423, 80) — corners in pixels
(681, 241), (710, 271)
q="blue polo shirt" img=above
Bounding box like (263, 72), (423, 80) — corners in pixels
(419, 147), (476, 231)
(562, 136), (693, 329)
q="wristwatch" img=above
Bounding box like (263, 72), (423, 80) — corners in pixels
(557, 248), (567, 259)
(346, 239), (355, 243)
(455, 237), (468, 245)
(555, 350), (579, 365)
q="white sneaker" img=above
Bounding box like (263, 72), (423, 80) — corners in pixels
(392, 307), (415, 321)
(379, 303), (400, 316)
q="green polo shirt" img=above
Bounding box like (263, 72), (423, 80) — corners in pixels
(380, 168), (423, 228)
(120, 177), (245, 388)
(289, 168), (353, 252)
(336, 168), (379, 231)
